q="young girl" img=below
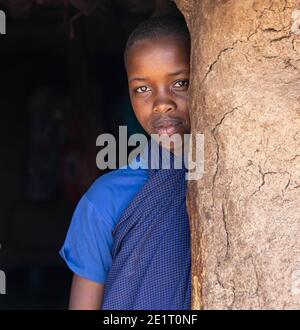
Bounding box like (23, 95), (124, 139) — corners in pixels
(60, 15), (192, 310)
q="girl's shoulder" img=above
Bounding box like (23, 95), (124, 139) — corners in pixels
(84, 164), (149, 227)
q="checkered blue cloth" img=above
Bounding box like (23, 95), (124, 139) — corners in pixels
(101, 140), (191, 310)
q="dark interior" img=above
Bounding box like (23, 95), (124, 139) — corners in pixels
(0, 0), (182, 309)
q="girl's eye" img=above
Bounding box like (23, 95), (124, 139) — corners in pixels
(174, 80), (189, 88)
(135, 86), (150, 93)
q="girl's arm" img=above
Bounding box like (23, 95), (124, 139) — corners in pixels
(69, 274), (105, 310)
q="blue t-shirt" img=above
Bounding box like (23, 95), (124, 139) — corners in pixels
(59, 158), (149, 284)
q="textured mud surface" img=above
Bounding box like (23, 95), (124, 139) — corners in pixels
(176, 0), (300, 309)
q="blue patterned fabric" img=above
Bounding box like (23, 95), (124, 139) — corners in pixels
(101, 139), (191, 310)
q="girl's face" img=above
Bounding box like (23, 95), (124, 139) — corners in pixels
(126, 36), (191, 142)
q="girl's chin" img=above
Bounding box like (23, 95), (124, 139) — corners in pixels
(151, 135), (186, 155)
(149, 129), (185, 138)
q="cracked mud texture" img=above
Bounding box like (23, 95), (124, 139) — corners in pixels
(176, 0), (300, 309)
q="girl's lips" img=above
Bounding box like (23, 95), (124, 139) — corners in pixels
(153, 121), (182, 135)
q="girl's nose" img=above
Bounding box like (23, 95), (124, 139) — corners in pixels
(153, 98), (176, 114)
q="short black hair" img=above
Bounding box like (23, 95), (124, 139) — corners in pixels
(124, 15), (191, 70)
